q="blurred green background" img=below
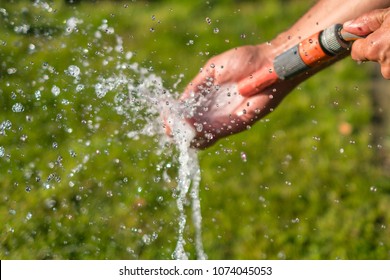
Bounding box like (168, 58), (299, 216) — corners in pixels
(1, 0), (389, 260)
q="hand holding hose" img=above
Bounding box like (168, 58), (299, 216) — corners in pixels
(179, 24), (362, 149)
(171, 6), (390, 149)
(343, 8), (390, 79)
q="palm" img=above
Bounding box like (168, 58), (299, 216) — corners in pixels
(180, 44), (299, 149)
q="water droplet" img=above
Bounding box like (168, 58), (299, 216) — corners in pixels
(12, 103), (24, 113)
(95, 83), (107, 98)
(240, 151), (247, 162)
(45, 198), (56, 209)
(34, 90), (41, 100)
(291, 217), (300, 223)
(69, 150), (77, 157)
(51, 85), (60, 96)
(213, 27), (219, 34)
(205, 17), (212, 25)
(7, 68), (17, 74)
(142, 234), (152, 245)
(205, 133), (213, 140)
(370, 186), (377, 192)
(28, 43), (36, 51)
(65, 17), (82, 34)
(25, 212), (32, 220)
(0, 146), (5, 157)
(195, 123), (203, 132)
(277, 251), (286, 259)
(65, 65), (80, 78)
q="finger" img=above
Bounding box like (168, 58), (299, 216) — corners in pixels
(350, 27), (390, 63)
(349, 37), (371, 62)
(237, 66), (278, 97)
(239, 91), (284, 124)
(380, 64), (390, 79)
(343, 8), (390, 36)
(181, 64), (216, 100)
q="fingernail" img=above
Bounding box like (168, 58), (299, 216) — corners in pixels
(343, 20), (353, 27)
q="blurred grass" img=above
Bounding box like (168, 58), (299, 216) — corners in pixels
(1, 0), (389, 260)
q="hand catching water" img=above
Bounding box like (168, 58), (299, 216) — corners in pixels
(177, 44), (299, 149)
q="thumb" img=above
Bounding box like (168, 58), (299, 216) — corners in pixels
(343, 8), (390, 36)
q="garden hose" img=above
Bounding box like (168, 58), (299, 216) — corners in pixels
(238, 23), (364, 97)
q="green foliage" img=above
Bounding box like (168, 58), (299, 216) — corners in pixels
(1, 0), (389, 260)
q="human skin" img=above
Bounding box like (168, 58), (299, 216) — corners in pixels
(343, 8), (390, 79)
(176, 0), (390, 149)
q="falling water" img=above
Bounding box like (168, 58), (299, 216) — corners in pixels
(165, 105), (206, 260)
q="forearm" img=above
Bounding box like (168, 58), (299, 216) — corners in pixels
(262, 0), (390, 85)
(271, 0), (390, 54)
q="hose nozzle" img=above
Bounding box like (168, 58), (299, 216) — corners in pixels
(273, 24), (364, 80)
(237, 24), (364, 97)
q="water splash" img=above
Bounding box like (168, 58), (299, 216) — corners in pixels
(97, 62), (206, 259)
(88, 20), (206, 259)
(102, 64), (206, 259)
(1, 5), (207, 259)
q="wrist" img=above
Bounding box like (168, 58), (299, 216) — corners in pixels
(258, 31), (322, 87)
(269, 30), (306, 56)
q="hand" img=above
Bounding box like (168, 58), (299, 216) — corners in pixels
(178, 44), (299, 149)
(343, 8), (390, 79)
